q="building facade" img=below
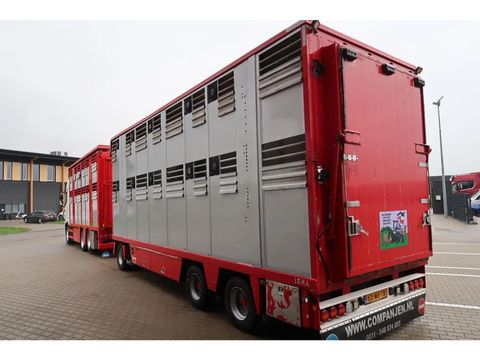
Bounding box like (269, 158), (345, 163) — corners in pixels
(0, 149), (78, 219)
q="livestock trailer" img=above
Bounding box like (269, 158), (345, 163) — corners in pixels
(65, 145), (113, 252)
(110, 20), (432, 339)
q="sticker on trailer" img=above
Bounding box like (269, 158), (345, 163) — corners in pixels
(379, 210), (408, 250)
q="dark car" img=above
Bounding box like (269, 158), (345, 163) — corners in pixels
(24, 210), (57, 224)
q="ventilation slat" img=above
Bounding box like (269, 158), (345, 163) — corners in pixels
(166, 165), (184, 198)
(261, 134), (306, 191)
(135, 123), (147, 152)
(218, 72), (235, 117)
(111, 139), (119, 162)
(165, 102), (183, 139)
(191, 88), (206, 127)
(258, 32), (302, 99)
(150, 114), (162, 144)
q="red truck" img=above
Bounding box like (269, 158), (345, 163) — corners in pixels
(451, 172), (480, 196)
(65, 145), (113, 253)
(72, 21), (432, 339)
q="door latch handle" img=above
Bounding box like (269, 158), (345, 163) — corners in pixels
(348, 216), (369, 237)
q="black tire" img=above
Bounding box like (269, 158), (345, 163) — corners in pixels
(87, 234), (94, 253)
(80, 234), (88, 252)
(38, 218), (42, 224)
(24, 218), (28, 223)
(185, 265), (210, 310)
(65, 225), (73, 245)
(224, 276), (257, 332)
(116, 243), (129, 271)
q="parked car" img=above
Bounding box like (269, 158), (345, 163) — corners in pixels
(451, 172), (480, 197)
(471, 191), (480, 217)
(24, 210), (57, 224)
(14, 212), (27, 220)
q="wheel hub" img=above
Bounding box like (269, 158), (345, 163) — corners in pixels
(230, 286), (249, 321)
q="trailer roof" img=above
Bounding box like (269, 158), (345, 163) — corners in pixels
(69, 145), (110, 169)
(112, 20), (419, 140)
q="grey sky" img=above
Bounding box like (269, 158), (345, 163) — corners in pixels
(0, 21), (478, 176)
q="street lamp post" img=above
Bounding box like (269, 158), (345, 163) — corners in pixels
(433, 96), (448, 218)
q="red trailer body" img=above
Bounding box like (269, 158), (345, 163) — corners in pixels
(108, 21), (432, 339)
(65, 145), (113, 252)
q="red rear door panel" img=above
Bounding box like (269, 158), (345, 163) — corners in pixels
(341, 52), (432, 277)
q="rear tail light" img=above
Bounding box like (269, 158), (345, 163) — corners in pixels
(321, 309), (329, 323)
(321, 277), (426, 324)
(329, 306), (338, 319)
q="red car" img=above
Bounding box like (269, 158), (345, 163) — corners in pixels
(451, 172), (480, 196)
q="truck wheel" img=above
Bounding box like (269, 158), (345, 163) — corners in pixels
(80, 235), (88, 252)
(65, 226), (73, 245)
(87, 236), (94, 253)
(116, 244), (129, 271)
(224, 276), (257, 332)
(186, 265), (209, 310)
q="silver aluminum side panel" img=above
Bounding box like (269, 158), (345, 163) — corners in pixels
(209, 58), (261, 265)
(148, 113), (168, 246)
(257, 46), (310, 277)
(185, 97), (211, 255)
(136, 140), (149, 243)
(126, 134), (136, 240)
(166, 116), (187, 250)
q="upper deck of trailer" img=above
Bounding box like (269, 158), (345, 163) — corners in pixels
(111, 20), (419, 141)
(69, 145), (110, 170)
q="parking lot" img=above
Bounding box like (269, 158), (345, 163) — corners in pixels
(0, 215), (479, 340)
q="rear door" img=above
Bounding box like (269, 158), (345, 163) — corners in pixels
(340, 50), (432, 277)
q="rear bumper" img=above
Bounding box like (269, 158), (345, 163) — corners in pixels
(320, 290), (425, 340)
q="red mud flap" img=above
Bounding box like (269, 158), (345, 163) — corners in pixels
(320, 292), (426, 340)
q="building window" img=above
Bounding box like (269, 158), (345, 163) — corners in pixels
(33, 164), (40, 181)
(5, 162), (12, 180)
(47, 165), (55, 182)
(0, 161), (3, 179)
(22, 163), (28, 181)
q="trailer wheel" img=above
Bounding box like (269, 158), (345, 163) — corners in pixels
(116, 244), (129, 271)
(185, 265), (210, 310)
(87, 235), (94, 253)
(80, 234), (88, 252)
(224, 277), (257, 332)
(65, 225), (73, 245)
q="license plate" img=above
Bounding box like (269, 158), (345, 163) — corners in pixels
(366, 289), (388, 304)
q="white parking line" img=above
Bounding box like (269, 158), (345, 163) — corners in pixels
(427, 302), (480, 310)
(434, 243), (480, 246)
(426, 272), (480, 278)
(434, 252), (480, 256)
(427, 265), (480, 272)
